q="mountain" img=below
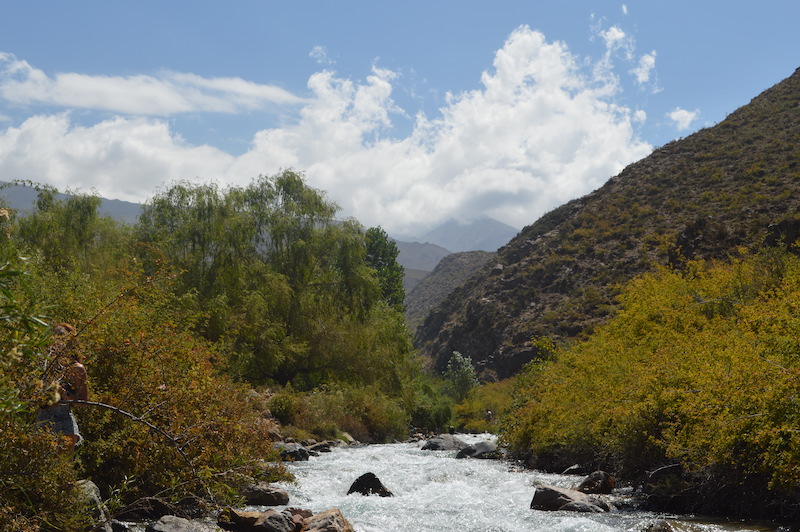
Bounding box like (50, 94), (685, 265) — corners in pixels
(404, 250), (495, 334)
(414, 67), (800, 379)
(0, 182), (142, 223)
(419, 217), (519, 252)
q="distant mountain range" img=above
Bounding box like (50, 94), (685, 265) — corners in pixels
(0, 182), (142, 223)
(415, 217), (519, 253)
(392, 217), (519, 296)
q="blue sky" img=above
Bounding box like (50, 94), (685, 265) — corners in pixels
(1, 1), (797, 236)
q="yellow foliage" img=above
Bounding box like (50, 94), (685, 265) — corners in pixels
(502, 249), (800, 501)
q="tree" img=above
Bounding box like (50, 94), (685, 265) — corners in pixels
(365, 226), (405, 310)
(444, 351), (478, 401)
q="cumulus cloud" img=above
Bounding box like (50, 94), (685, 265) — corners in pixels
(0, 113), (234, 201)
(0, 26), (653, 235)
(0, 52), (306, 116)
(667, 107), (699, 130)
(631, 51), (656, 84)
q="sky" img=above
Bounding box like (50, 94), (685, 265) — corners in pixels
(1, 1), (798, 237)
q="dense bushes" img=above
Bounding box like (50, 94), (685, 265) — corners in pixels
(1, 174), (429, 529)
(501, 248), (800, 517)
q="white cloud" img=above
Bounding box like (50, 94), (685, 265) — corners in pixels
(309, 46), (335, 66)
(0, 26), (653, 235)
(0, 113), (234, 201)
(601, 26), (627, 50)
(634, 109), (647, 123)
(622, 4), (628, 15)
(0, 52), (306, 116)
(631, 51), (656, 84)
(667, 107), (699, 130)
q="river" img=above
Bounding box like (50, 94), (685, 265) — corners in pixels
(273, 434), (789, 532)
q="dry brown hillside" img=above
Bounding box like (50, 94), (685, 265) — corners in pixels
(414, 67), (800, 379)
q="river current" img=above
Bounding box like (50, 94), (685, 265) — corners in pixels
(273, 434), (787, 532)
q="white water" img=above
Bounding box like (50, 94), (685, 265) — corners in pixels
(272, 435), (783, 532)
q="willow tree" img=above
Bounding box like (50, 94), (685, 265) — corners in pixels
(136, 171), (412, 390)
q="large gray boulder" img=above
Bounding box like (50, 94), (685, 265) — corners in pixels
(146, 515), (217, 532)
(530, 484), (612, 512)
(241, 482), (290, 506)
(421, 434), (467, 451)
(455, 440), (501, 459)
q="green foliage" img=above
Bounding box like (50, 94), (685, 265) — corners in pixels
(135, 171), (413, 389)
(2, 173), (426, 526)
(454, 378), (516, 433)
(443, 351), (478, 402)
(365, 226), (405, 310)
(269, 383), (409, 443)
(12, 184), (131, 272)
(0, 221), (92, 531)
(501, 248), (800, 514)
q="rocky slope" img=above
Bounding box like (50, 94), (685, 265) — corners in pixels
(414, 67), (800, 379)
(404, 250), (495, 333)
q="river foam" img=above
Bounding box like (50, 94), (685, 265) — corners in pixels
(274, 434), (782, 532)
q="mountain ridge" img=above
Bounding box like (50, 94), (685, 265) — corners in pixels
(414, 66), (800, 379)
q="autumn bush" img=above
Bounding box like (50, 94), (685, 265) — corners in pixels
(501, 247), (800, 518)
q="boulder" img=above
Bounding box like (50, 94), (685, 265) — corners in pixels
(241, 482), (290, 506)
(420, 434), (467, 451)
(347, 472), (394, 497)
(275, 442), (310, 462)
(577, 470), (615, 494)
(308, 441), (333, 453)
(217, 508), (295, 532)
(303, 508), (354, 532)
(557, 501), (606, 513)
(530, 484), (610, 512)
(146, 515), (217, 532)
(455, 440), (500, 459)
(77, 479), (113, 532)
(339, 432), (357, 445)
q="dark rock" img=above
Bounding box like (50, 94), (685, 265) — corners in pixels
(241, 482), (290, 506)
(303, 508), (354, 532)
(347, 472), (393, 497)
(577, 470), (615, 494)
(111, 521), (130, 532)
(217, 508), (295, 532)
(455, 440), (501, 459)
(421, 434), (467, 451)
(275, 442), (310, 461)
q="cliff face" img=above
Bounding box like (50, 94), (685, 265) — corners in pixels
(404, 250), (495, 334)
(414, 67), (800, 379)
